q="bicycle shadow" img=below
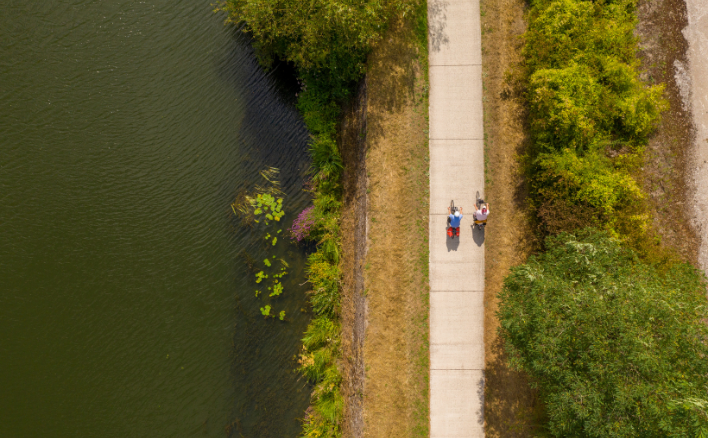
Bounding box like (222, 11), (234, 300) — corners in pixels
(472, 225), (485, 246)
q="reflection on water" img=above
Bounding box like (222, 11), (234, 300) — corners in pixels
(0, 1), (311, 436)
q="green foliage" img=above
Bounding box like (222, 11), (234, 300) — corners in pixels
(264, 258), (271, 267)
(306, 252), (341, 318)
(279, 310), (286, 321)
(298, 316), (343, 437)
(269, 282), (283, 297)
(523, 0), (667, 236)
(251, 193), (284, 224)
(218, 0), (414, 103)
(260, 304), (271, 317)
(255, 271), (267, 283)
(497, 229), (708, 437)
(533, 149), (644, 225)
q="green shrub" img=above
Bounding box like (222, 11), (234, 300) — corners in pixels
(498, 229), (708, 437)
(532, 149), (644, 223)
(522, 0), (667, 237)
(219, 0), (415, 110)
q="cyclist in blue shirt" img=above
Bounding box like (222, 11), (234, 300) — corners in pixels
(447, 206), (463, 238)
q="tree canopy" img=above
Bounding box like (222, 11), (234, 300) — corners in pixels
(498, 229), (708, 437)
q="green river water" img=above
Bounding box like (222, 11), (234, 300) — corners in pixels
(0, 1), (312, 436)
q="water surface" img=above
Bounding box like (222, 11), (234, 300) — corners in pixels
(0, 1), (311, 436)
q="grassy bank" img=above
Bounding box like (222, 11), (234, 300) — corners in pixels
(358, 5), (430, 438)
(217, 1), (419, 436)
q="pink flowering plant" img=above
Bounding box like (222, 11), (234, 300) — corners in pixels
(290, 205), (316, 242)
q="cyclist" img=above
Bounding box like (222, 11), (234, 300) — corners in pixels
(447, 206), (463, 239)
(474, 201), (489, 222)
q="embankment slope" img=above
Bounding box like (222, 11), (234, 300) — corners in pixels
(357, 16), (431, 438)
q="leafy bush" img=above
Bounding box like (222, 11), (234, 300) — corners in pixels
(523, 0), (667, 235)
(218, 0), (413, 101)
(498, 229), (708, 437)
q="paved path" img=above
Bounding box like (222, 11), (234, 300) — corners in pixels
(427, 0), (485, 436)
(684, 0), (708, 277)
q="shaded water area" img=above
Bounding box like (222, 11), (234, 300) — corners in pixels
(0, 1), (312, 437)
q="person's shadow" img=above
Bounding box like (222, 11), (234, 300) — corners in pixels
(472, 224), (485, 246)
(446, 232), (460, 251)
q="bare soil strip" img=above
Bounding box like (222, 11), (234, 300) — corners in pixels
(479, 0), (544, 435)
(340, 80), (369, 438)
(681, 0), (708, 274)
(636, 0), (699, 264)
(354, 17), (430, 438)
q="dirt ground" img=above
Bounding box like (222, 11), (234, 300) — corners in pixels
(345, 15), (431, 438)
(479, 0), (545, 435)
(635, 0), (700, 264)
(339, 79), (369, 438)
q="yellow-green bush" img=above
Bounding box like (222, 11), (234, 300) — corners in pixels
(524, 0), (667, 237)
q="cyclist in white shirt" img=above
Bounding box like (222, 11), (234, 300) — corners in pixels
(474, 202), (489, 221)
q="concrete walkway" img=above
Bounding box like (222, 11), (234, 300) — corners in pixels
(428, 0), (485, 436)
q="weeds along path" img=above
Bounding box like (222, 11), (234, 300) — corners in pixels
(683, 0), (708, 276)
(478, 0), (543, 434)
(357, 16), (430, 438)
(427, 0), (485, 435)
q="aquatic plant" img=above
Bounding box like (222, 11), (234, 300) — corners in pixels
(231, 167), (284, 226)
(290, 205), (316, 242)
(252, 193), (285, 225)
(270, 282), (283, 297)
(231, 167), (295, 319)
(255, 271), (267, 283)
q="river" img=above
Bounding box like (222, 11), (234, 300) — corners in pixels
(0, 1), (312, 437)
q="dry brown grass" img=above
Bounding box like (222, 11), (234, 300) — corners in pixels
(356, 15), (430, 438)
(480, 0), (545, 435)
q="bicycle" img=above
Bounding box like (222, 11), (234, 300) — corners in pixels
(473, 197), (489, 231)
(447, 200), (463, 238)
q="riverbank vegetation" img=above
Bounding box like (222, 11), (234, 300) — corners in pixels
(494, 0), (708, 436)
(217, 0), (419, 436)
